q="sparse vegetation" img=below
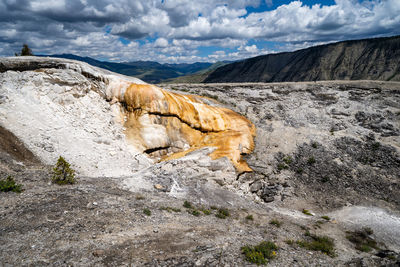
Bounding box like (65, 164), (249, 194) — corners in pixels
(160, 206), (181, 213)
(302, 209), (313, 216)
(0, 176), (23, 193)
(183, 200), (202, 216)
(143, 208), (151, 216)
(245, 214), (254, 221)
(283, 156), (293, 165)
(189, 209), (201, 217)
(297, 234), (336, 257)
(241, 241), (278, 265)
(314, 221), (324, 228)
(346, 228), (379, 253)
(277, 163), (288, 170)
(200, 207), (211, 215)
(51, 156), (76, 185)
(321, 215), (331, 221)
(269, 219), (282, 227)
(311, 142), (318, 148)
(307, 156), (316, 165)
(216, 208), (230, 219)
(277, 156), (292, 170)
(183, 200), (194, 209)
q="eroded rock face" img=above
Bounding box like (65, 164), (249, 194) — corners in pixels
(118, 83), (255, 173)
(0, 57), (255, 175)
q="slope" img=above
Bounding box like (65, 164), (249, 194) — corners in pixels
(204, 35), (400, 83)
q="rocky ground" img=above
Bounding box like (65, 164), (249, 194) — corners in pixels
(1, 79), (400, 266)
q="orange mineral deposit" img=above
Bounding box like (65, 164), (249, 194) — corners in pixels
(121, 83), (256, 173)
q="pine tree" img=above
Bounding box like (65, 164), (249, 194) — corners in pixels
(51, 156), (76, 185)
(15, 44), (33, 56)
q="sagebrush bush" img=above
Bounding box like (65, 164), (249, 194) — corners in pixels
(51, 156), (76, 185)
(241, 241), (278, 265)
(0, 176), (23, 193)
(216, 208), (230, 219)
(297, 234), (336, 257)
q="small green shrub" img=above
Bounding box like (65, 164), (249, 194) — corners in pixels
(143, 208), (151, 216)
(321, 216), (331, 221)
(200, 208), (211, 215)
(346, 228), (378, 253)
(216, 208), (230, 219)
(160, 206), (181, 213)
(307, 157), (316, 165)
(363, 227), (373, 235)
(311, 142), (318, 149)
(189, 209), (200, 217)
(241, 241), (278, 265)
(302, 209), (313, 216)
(283, 156), (293, 165)
(270, 219), (282, 227)
(296, 168), (303, 174)
(245, 214), (254, 221)
(277, 163), (288, 170)
(297, 234), (335, 257)
(183, 200), (194, 209)
(359, 244), (372, 252)
(210, 206), (218, 210)
(0, 176), (23, 193)
(51, 156), (76, 185)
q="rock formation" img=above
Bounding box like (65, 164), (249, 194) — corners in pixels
(0, 57), (255, 175)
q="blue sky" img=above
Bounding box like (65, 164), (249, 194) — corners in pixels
(0, 0), (399, 63)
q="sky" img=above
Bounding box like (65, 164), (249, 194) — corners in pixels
(0, 0), (399, 63)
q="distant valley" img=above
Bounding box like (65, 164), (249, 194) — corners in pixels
(38, 54), (214, 83)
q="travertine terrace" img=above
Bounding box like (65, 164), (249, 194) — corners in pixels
(0, 57), (255, 175)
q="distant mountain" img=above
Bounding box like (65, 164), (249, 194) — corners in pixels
(204, 35), (400, 83)
(39, 54), (212, 83)
(165, 61), (232, 83)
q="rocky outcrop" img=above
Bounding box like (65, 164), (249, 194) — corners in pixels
(162, 81), (400, 208)
(204, 35), (400, 83)
(120, 83), (255, 173)
(0, 57), (255, 176)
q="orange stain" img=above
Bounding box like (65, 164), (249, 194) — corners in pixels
(121, 83), (256, 173)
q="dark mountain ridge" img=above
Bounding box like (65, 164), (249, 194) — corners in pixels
(204, 35), (400, 83)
